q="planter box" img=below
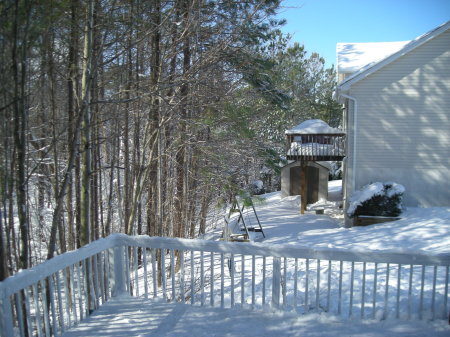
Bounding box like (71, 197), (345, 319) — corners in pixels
(354, 215), (401, 227)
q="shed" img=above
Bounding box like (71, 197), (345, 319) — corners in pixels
(281, 161), (330, 202)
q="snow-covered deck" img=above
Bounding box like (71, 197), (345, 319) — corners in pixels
(2, 181), (450, 337)
(61, 294), (450, 337)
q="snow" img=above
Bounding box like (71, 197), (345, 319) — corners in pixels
(61, 180), (450, 337)
(287, 142), (345, 156)
(62, 294), (450, 337)
(337, 41), (410, 75)
(285, 119), (342, 135)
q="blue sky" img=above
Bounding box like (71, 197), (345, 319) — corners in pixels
(277, 0), (450, 69)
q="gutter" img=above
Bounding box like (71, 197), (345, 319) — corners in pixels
(337, 92), (358, 197)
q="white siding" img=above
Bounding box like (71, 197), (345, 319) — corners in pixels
(346, 29), (450, 206)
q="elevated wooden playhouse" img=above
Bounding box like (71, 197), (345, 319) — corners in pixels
(281, 120), (346, 213)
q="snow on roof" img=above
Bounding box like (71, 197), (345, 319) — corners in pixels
(338, 20), (450, 91)
(337, 41), (410, 74)
(285, 119), (342, 134)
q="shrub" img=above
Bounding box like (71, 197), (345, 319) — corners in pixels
(347, 182), (405, 218)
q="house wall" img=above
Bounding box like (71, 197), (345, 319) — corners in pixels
(344, 29), (450, 207)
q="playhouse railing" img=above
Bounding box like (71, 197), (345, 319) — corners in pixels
(1, 234), (449, 337)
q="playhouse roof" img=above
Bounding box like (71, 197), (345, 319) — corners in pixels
(285, 119), (342, 135)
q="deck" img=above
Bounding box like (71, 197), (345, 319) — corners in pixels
(60, 294), (449, 337)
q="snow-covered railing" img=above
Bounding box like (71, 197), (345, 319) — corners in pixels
(0, 237), (122, 337)
(285, 133), (346, 161)
(1, 234), (449, 336)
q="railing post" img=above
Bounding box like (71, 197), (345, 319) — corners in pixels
(0, 288), (14, 337)
(111, 245), (127, 296)
(272, 257), (281, 309)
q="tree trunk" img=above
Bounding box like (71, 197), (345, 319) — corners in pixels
(80, 0), (94, 246)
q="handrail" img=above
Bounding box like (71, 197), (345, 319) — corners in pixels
(115, 234), (450, 266)
(0, 236), (116, 297)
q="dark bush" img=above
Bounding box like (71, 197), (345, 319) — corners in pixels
(348, 182), (404, 218)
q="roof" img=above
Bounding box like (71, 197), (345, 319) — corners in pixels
(337, 41), (410, 74)
(285, 119), (343, 135)
(337, 20), (450, 93)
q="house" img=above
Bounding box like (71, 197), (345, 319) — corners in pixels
(281, 119), (345, 212)
(336, 21), (450, 226)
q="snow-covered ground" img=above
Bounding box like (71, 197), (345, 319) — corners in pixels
(62, 180), (450, 337)
(256, 181), (450, 254)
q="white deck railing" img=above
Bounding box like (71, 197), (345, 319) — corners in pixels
(1, 234), (449, 336)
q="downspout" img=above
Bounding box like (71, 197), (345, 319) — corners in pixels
(338, 92), (357, 227)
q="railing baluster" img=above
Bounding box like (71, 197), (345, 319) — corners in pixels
(349, 261), (354, 317)
(251, 255), (256, 308)
(151, 249), (157, 298)
(408, 264), (413, 319)
(241, 254), (245, 305)
(201, 251), (205, 306)
(181, 251), (185, 303)
(143, 249), (149, 299)
(190, 250), (195, 305)
(124, 249), (130, 294)
(272, 257), (281, 309)
(262, 256), (266, 306)
(162, 250), (167, 299)
(76, 263), (83, 320)
(82, 259), (90, 317)
(98, 253), (105, 305)
(55, 271), (65, 331)
(48, 275), (59, 337)
(338, 260), (343, 316)
(62, 268), (71, 329)
(41, 279), (51, 337)
(15, 292), (25, 337)
(431, 265), (437, 320)
(419, 265), (425, 319)
(69, 265), (77, 325)
(396, 264), (401, 319)
(327, 260), (331, 313)
(373, 262), (378, 319)
(361, 262), (366, 319)
(171, 250), (176, 302)
(24, 287), (33, 337)
(305, 258), (309, 313)
(33, 283), (44, 337)
(444, 266), (449, 319)
(383, 263), (390, 320)
(104, 250), (110, 302)
(283, 258), (287, 308)
(230, 254), (235, 307)
(210, 252), (215, 307)
(93, 254), (100, 308)
(294, 258), (298, 310)
(133, 247), (139, 297)
(316, 259), (320, 312)
(220, 253), (224, 308)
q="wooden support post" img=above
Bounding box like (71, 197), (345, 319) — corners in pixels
(300, 162), (307, 214)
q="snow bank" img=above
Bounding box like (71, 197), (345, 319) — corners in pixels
(285, 119), (342, 134)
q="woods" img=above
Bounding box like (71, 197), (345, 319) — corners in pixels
(0, 0), (340, 279)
